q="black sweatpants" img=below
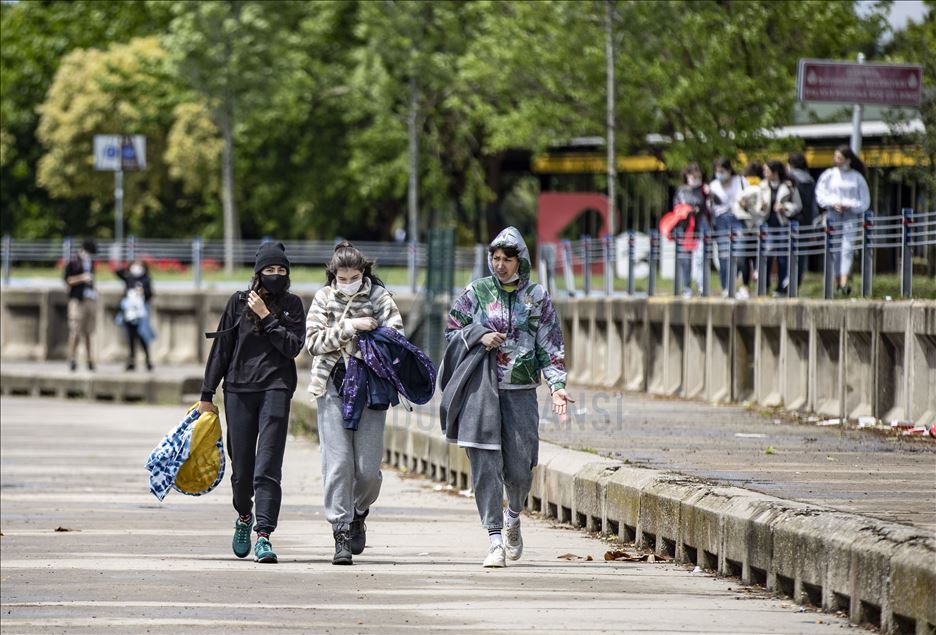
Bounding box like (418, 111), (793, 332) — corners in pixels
(125, 323), (151, 365)
(223, 389), (291, 535)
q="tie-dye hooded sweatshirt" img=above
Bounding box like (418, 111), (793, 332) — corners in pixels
(445, 227), (566, 393)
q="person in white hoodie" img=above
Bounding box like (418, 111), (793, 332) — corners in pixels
(815, 145), (870, 296)
(709, 158), (749, 296)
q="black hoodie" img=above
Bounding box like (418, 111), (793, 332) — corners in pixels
(200, 290), (306, 402)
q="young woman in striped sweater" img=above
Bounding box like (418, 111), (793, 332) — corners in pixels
(305, 242), (404, 565)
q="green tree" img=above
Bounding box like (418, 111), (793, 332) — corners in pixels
(0, 0), (172, 238)
(164, 0), (309, 270)
(885, 1), (935, 209)
(35, 37), (216, 238)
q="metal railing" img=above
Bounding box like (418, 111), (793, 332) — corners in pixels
(0, 236), (480, 288)
(554, 208), (934, 299)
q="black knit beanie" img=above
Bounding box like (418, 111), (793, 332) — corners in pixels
(254, 241), (290, 273)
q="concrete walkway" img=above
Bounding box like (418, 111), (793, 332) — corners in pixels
(0, 397), (851, 634)
(4, 360), (934, 532)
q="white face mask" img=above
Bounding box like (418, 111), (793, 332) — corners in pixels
(687, 176), (702, 188)
(336, 280), (362, 296)
(129, 264), (144, 277)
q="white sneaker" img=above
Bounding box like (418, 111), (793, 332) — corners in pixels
(483, 543), (506, 568)
(504, 514), (523, 561)
(735, 287), (750, 300)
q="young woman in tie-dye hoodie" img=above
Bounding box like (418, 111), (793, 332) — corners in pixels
(445, 226), (570, 568)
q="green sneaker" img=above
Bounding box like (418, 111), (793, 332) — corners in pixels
(232, 514), (253, 558)
(254, 536), (277, 563)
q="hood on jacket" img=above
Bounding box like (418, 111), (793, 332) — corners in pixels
(488, 227), (532, 290)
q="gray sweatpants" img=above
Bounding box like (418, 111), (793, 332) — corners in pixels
(466, 389), (540, 530)
(317, 380), (387, 532)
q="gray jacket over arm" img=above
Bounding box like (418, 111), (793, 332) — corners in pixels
(438, 323), (501, 450)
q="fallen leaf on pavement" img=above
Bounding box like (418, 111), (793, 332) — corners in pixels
(603, 550), (648, 562)
(557, 553), (588, 560)
(54, 527), (79, 532)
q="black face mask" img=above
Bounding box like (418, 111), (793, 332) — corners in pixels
(260, 274), (288, 295)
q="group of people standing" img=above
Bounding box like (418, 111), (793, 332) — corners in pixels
(197, 231), (569, 568)
(64, 239), (155, 372)
(668, 144), (870, 299)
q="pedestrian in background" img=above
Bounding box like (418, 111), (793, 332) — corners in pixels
(198, 242), (305, 564)
(443, 227), (570, 568)
(816, 145), (870, 297)
(672, 163), (710, 297)
(732, 161), (764, 300)
(63, 238), (98, 372)
(757, 161), (802, 296)
(115, 258), (154, 371)
(708, 158), (749, 296)
(305, 241), (404, 566)
(787, 152), (818, 288)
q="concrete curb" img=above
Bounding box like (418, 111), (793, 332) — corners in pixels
(288, 400), (935, 635)
(0, 366), (201, 404)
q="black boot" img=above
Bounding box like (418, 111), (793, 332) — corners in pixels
(349, 510), (368, 555)
(333, 529), (353, 565)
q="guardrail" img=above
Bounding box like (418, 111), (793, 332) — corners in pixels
(553, 208), (934, 299)
(0, 236), (481, 288)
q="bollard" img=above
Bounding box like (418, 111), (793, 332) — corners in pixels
(582, 235), (592, 296)
(787, 222), (799, 298)
(900, 208), (913, 297)
(673, 229), (684, 297)
(728, 228), (737, 299)
(861, 212), (873, 297)
(823, 221), (834, 300)
(603, 235), (614, 296)
(627, 230), (636, 296)
(756, 224), (767, 297)
(701, 228), (711, 298)
(63, 236), (73, 264)
(648, 229), (659, 297)
(2, 234), (11, 286)
(561, 239), (576, 297)
(192, 236), (203, 289)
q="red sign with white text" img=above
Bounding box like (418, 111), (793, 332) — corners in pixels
(797, 59), (923, 107)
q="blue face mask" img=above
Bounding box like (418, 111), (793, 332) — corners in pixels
(716, 171), (730, 183)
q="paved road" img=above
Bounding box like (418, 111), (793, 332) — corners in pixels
(5, 360), (935, 532)
(0, 397), (852, 634)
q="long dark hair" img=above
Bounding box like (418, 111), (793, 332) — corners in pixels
(713, 157), (736, 176)
(244, 273), (292, 332)
(325, 241), (386, 288)
(765, 160), (788, 183)
(835, 144), (867, 178)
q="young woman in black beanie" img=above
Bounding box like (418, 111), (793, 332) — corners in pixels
(198, 242), (305, 563)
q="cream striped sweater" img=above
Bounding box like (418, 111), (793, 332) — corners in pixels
(305, 278), (404, 399)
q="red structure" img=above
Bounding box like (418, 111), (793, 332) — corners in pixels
(536, 192), (610, 245)
(536, 192), (610, 273)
